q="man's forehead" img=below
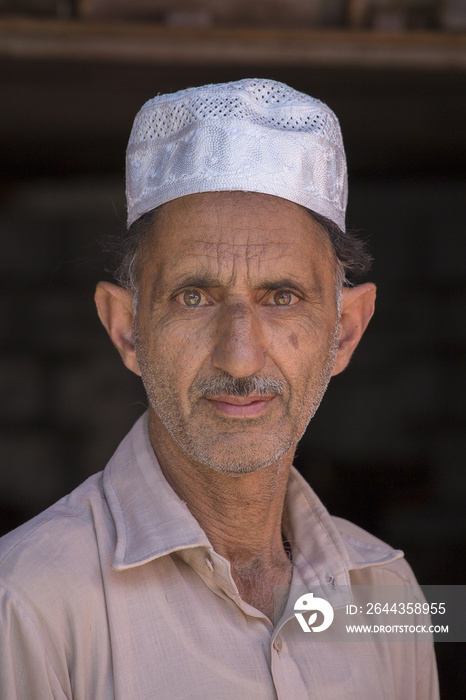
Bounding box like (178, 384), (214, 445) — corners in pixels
(162, 235), (292, 258)
(155, 191), (326, 242)
(157, 190), (308, 222)
(155, 245), (310, 284)
(139, 193), (335, 292)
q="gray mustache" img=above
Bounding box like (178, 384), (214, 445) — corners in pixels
(196, 374), (284, 398)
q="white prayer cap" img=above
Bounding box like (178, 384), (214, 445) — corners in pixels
(126, 78), (347, 230)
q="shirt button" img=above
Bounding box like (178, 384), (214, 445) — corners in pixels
(273, 637), (282, 652)
(205, 555), (214, 572)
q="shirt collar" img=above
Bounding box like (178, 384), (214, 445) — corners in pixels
(104, 413), (211, 570)
(281, 467), (403, 610)
(104, 413), (402, 587)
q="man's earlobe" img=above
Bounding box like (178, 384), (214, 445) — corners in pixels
(332, 282), (376, 377)
(94, 281), (141, 376)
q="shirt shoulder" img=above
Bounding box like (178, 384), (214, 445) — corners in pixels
(0, 472), (115, 699)
(0, 471), (108, 597)
(331, 514), (419, 586)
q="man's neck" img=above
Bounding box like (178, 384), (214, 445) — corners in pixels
(148, 413), (294, 620)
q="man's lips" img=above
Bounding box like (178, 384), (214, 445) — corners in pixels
(204, 393), (277, 417)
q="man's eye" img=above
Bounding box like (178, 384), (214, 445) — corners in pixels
(269, 290), (297, 306)
(179, 290), (207, 307)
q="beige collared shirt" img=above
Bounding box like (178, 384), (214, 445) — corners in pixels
(0, 414), (439, 699)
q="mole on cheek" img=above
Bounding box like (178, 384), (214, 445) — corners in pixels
(289, 333), (298, 349)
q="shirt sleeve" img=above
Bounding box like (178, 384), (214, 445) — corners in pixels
(0, 586), (69, 700)
(417, 635), (440, 700)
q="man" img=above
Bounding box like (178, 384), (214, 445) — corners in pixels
(0, 79), (438, 698)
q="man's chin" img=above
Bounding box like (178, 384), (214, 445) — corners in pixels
(181, 435), (295, 476)
(200, 459), (273, 476)
(149, 404), (297, 474)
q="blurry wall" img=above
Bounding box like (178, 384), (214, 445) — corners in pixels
(0, 18), (465, 696)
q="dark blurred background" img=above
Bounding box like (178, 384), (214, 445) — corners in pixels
(0, 1), (465, 695)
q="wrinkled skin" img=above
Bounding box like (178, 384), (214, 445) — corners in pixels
(132, 192), (343, 475)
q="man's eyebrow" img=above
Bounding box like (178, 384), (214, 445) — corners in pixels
(151, 273), (220, 302)
(254, 278), (320, 297)
(170, 274), (221, 289)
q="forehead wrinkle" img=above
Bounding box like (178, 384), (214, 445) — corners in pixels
(147, 246), (221, 302)
(190, 232), (287, 279)
(148, 243), (239, 301)
(225, 236), (294, 290)
(146, 220), (331, 302)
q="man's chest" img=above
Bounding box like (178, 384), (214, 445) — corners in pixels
(62, 556), (403, 700)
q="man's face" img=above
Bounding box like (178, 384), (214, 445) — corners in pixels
(133, 191), (341, 474)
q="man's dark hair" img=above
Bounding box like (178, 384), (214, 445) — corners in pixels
(307, 210), (372, 285)
(111, 205), (372, 293)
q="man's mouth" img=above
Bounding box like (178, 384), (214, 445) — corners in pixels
(204, 393), (277, 417)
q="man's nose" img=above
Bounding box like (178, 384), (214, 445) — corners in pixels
(211, 303), (266, 378)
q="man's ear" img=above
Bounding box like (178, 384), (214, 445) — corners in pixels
(332, 282), (376, 377)
(94, 281), (141, 376)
